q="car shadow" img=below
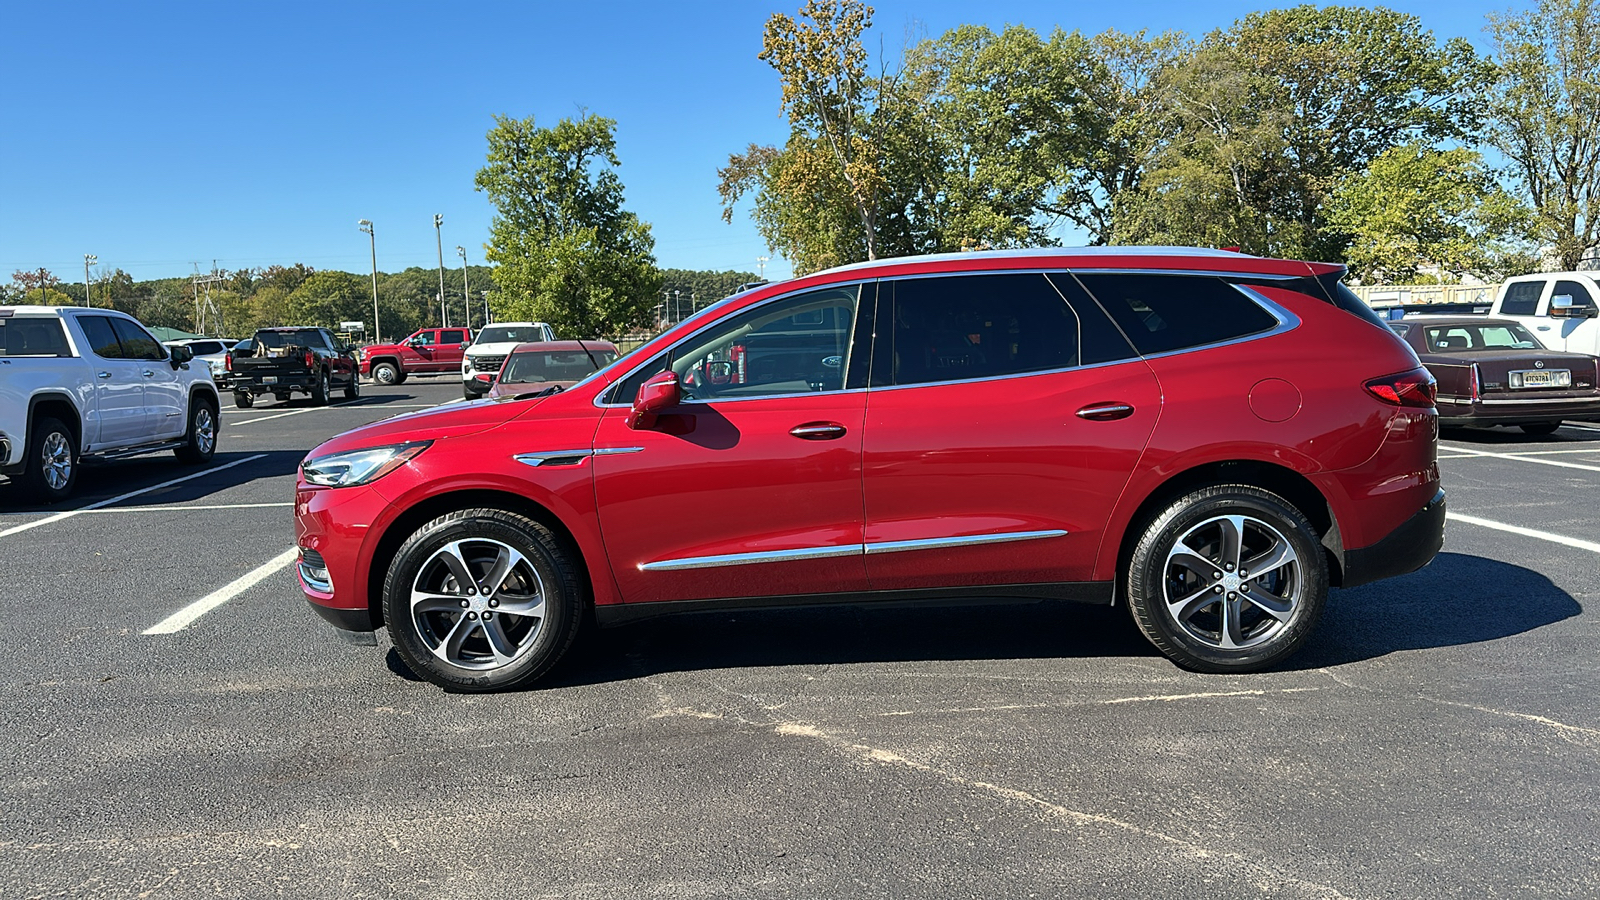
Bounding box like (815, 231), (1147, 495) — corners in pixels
(0, 449), (304, 511)
(1441, 425), (1600, 444)
(490, 551), (1577, 689)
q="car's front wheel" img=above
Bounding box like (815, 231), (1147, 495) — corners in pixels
(344, 371), (360, 400)
(372, 362), (398, 385)
(383, 508), (585, 692)
(311, 371), (330, 406)
(1126, 484), (1327, 673)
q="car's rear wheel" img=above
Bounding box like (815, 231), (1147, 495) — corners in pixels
(233, 391), (253, 409)
(174, 400), (217, 463)
(17, 417), (76, 503)
(1126, 484), (1327, 673)
(372, 362), (398, 385)
(383, 508), (584, 693)
(1520, 422), (1562, 436)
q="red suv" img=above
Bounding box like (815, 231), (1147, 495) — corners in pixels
(295, 248), (1444, 692)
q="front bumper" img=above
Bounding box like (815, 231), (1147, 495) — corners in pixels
(296, 481), (389, 632)
(1341, 488), (1446, 588)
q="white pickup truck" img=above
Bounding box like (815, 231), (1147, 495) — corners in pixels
(0, 306), (222, 503)
(1488, 272), (1600, 351)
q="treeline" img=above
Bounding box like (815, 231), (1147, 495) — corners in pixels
(3, 263), (755, 341)
(721, 0), (1600, 283)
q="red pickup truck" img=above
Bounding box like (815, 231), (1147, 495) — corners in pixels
(359, 327), (472, 385)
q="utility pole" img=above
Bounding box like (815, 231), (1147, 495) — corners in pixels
(433, 214), (447, 328)
(83, 254), (96, 307)
(456, 246), (470, 331)
(359, 220), (380, 342)
(756, 256), (769, 281)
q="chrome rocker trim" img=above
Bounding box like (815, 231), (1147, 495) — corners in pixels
(639, 529), (1069, 572)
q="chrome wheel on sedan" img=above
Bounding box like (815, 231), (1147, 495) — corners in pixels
(1126, 485), (1327, 673)
(385, 508), (584, 692)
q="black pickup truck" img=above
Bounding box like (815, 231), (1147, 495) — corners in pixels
(221, 327), (359, 408)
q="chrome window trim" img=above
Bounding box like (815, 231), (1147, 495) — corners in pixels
(1109, 284), (1300, 364)
(1064, 268), (1300, 280)
(638, 529), (1069, 572)
(863, 530), (1067, 555)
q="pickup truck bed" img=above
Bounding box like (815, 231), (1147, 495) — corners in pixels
(221, 328), (360, 408)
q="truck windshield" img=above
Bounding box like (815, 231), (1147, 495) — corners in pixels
(475, 325), (544, 344)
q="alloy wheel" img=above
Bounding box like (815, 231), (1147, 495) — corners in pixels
(41, 432), (71, 490)
(1162, 514), (1302, 650)
(409, 538), (547, 670)
(195, 408), (215, 455)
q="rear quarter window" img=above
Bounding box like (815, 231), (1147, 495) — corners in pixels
(1074, 274), (1279, 355)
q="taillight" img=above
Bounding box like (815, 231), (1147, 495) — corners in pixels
(1365, 367), (1436, 407)
(304, 350), (315, 368)
(1469, 363), (1481, 401)
(224, 353), (233, 372)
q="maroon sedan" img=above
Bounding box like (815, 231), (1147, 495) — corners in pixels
(1390, 316), (1600, 435)
(481, 340), (620, 400)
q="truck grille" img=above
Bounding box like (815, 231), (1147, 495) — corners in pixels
(470, 354), (507, 373)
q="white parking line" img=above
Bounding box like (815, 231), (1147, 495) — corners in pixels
(1448, 512), (1600, 555)
(143, 547), (299, 634)
(80, 502), (293, 513)
(0, 454), (268, 539)
(228, 400), (439, 425)
(1440, 445), (1600, 474)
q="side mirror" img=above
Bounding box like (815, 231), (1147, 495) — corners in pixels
(1551, 294), (1579, 318)
(627, 371), (679, 430)
(169, 345), (193, 367)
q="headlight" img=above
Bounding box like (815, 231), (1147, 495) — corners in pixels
(300, 441), (431, 488)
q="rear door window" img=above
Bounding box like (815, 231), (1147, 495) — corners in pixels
(1499, 281), (1545, 316)
(0, 318), (72, 357)
(442, 330), (467, 345)
(109, 318), (166, 361)
(886, 273), (1092, 386)
(1074, 274), (1279, 355)
(78, 315), (125, 359)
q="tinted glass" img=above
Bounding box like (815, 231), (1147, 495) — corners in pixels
(110, 318), (165, 361)
(0, 318), (71, 357)
(1075, 274), (1279, 355)
(501, 349), (619, 384)
(609, 284), (862, 403)
(442, 330), (467, 344)
(78, 315), (124, 358)
(1554, 280), (1598, 313)
(1500, 281), (1544, 316)
(1044, 274), (1139, 365)
(192, 341), (223, 355)
(888, 274), (1083, 386)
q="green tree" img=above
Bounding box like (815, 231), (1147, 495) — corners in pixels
(475, 113), (661, 338)
(288, 270), (371, 329)
(1329, 144), (1533, 282)
(1487, 0), (1600, 270)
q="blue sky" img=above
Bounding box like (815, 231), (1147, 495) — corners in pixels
(1, 0), (1507, 286)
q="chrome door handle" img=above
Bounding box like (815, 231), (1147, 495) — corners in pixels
(1076, 402), (1134, 421)
(142, 370), (156, 377)
(790, 422), (847, 440)
(97, 371), (112, 379)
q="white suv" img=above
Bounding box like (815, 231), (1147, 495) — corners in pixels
(0, 306), (221, 503)
(461, 321), (555, 398)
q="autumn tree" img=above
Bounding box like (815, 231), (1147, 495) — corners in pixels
(1487, 0), (1600, 270)
(476, 113), (661, 338)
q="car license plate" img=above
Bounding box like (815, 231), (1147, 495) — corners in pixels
(262, 376), (278, 384)
(1510, 368), (1568, 388)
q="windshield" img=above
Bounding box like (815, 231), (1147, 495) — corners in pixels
(475, 325), (544, 344)
(1423, 322), (1544, 353)
(500, 348), (618, 384)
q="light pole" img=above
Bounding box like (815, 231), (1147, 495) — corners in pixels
(358, 220), (380, 342)
(756, 256), (769, 281)
(480, 290), (491, 327)
(661, 290), (671, 325)
(433, 214), (447, 328)
(673, 289), (681, 323)
(83, 254), (97, 307)
(456, 246), (470, 331)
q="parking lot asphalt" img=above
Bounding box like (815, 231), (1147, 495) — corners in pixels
(2, 381), (1597, 899)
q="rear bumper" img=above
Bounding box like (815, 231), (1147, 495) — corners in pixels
(1439, 396), (1600, 425)
(1341, 488), (1446, 588)
(223, 373), (317, 393)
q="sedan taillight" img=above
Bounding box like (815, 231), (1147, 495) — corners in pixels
(1365, 367), (1437, 408)
(1469, 363), (1481, 401)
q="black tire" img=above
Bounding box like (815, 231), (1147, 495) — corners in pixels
(463, 382), (479, 400)
(393, 371), (408, 385)
(383, 508), (585, 693)
(233, 391), (254, 409)
(372, 362), (398, 385)
(1126, 484), (1327, 673)
(310, 370), (330, 406)
(343, 370), (360, 400)
(17, 417), (77, 504)
(174, 398), (218, 463)
(1520, 422), (1562, 436)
